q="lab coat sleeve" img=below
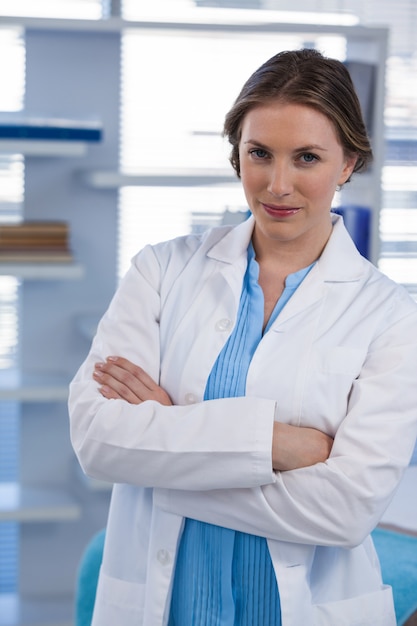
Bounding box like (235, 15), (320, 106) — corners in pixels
(69, 244), (277, 491)
(154, 307), (417, 548)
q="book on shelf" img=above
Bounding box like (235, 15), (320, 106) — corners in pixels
(0, 239), (69, 248)
(0, 250), (74, 263)
(0, 220), (68, 238)
(0, 220), (74, 263)
(0, 115), (103, 142)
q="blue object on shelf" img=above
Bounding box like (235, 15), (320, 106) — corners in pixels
(332, 205), (371, 259)
(0, 117), (103, 142)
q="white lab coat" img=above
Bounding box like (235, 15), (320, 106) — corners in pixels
(69, 214), (417, 626)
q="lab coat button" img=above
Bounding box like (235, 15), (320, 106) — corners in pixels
(157, 549), (171, 565)
(184, 392), (196, 404)
(215, 318), (232, 332)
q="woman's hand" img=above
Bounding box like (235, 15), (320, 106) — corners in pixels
(272, 422), (333, 471)
(93, 356), (173, 406)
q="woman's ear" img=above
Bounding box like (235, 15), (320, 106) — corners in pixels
(338, 154), (358, 186)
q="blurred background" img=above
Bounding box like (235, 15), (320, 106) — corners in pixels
(0, 1), (416, 624)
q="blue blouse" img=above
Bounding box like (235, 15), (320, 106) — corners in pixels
(168, 244), (313, 626)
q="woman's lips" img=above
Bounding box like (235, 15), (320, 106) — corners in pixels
(261, 203), (301, 218)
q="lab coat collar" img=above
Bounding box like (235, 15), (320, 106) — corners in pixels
(206, 212), (367, 284)
(206, 215), (255, 263)
(318, 213), (367, 283)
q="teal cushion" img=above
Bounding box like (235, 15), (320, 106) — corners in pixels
(372, 527), (417, 626)
(75, 530), (106, 626)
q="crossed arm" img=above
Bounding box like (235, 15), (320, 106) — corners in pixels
(93, 356), (333, 472)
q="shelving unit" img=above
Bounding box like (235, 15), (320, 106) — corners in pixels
(0, 17), (120, 626)
(0, 12), (387, 626)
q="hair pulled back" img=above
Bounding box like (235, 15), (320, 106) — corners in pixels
(223, 48), (373, 179)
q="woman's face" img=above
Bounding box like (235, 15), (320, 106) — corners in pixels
(238, 101), (357, 257)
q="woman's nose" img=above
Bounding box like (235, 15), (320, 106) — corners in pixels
(267, 162), (294, 197)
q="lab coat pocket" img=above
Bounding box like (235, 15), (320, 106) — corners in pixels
(313, 585), (395, 626)
(92, 568), (145, 626)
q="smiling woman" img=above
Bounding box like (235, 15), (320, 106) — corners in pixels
(69, 48), (417, 626)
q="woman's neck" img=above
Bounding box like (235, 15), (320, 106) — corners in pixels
(251, 223), (332, 275)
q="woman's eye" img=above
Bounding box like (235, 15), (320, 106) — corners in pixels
(300, 152), (318, 164)
(249, 148), (269, 159)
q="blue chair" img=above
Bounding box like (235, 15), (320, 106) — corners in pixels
(75, 529), (105, 626)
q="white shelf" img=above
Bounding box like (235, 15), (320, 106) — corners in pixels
(0, 262), (84, 280)
(81, 167), (238, 188)
(0, 483), (80, 523)
(0, 139), (89, 157)
(0, 370), (70, 402)
(0, 593), (73, 626)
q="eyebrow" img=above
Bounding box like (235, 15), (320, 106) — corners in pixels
(244, 139), (329, 152)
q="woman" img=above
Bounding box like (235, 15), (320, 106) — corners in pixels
(69, 49), (417, 626)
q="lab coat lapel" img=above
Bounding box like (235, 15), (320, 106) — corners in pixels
(203, 215), (254, 317)
(270, 266), (326, 330)
(269, 215), (365, 331)
(206, 215), (254, 285)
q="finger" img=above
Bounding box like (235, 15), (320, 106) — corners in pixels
(94, 358), (173, 406)
(106, 357), (159, 391)
(93, 366), (143, 404)
(98, 384), (125, 401)
(95, 360), (144, 391)
(101, 358), (162, 399)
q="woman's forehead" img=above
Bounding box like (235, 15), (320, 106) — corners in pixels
(240, 102), (341, 147)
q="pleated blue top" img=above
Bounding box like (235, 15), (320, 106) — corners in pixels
(168, 243), (313, 626)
